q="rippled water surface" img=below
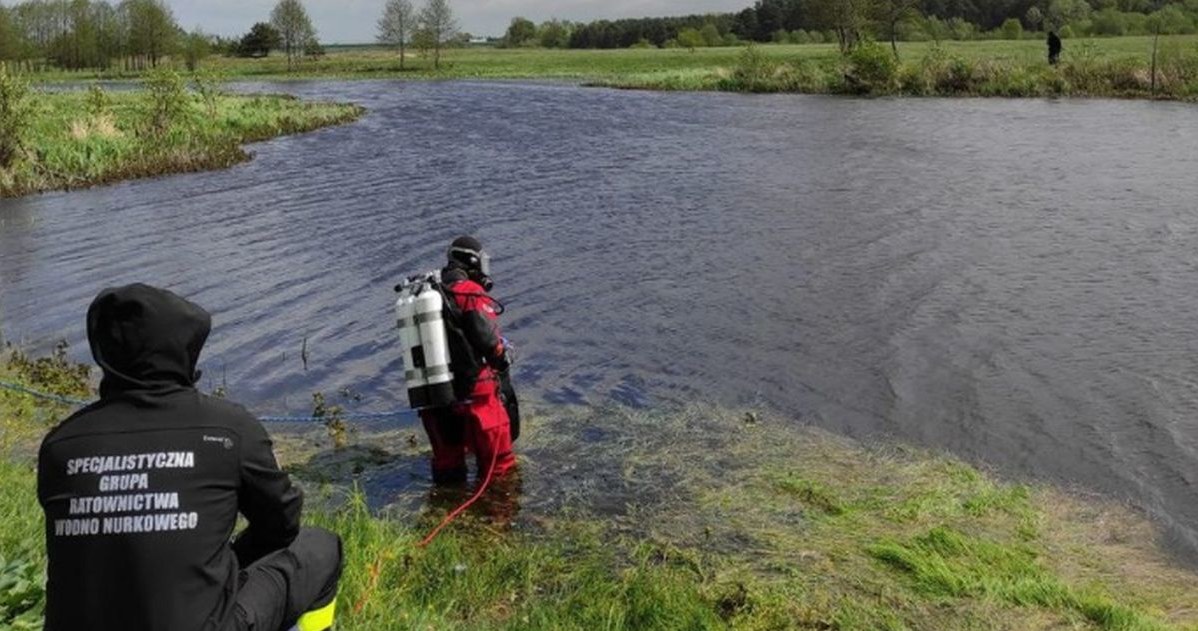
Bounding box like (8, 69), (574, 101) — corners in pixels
(3, 81), (1198, 556)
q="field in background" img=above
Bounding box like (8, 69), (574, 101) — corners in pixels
(29, 35), (1198, 83)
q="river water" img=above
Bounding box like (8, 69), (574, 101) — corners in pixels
(3, 81), (1198, 558)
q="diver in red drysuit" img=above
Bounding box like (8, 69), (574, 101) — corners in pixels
(420, 236), (517, 484)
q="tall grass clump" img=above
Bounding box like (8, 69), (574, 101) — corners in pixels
(922, 47), (981, 94)
(840, 41), (900, 94)
(868, 526), (1171, 631)
(142, 67), (192, 137)
(718, 44), (781, 92)
(710, 45), (833, 93)
(192, 69), (225, 119)
(1156, 41), (1198, 95)
(84, 83), (110, 119)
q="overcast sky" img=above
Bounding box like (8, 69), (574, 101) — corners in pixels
(168, 0), (750, 43)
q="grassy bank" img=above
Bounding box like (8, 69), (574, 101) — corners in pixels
(26, 36), (1198, 101)
(3, 353), (1198, 630)
(0, 77), (364, 198)
(593, 38), (1198, 99)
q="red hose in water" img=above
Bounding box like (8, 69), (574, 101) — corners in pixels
(418, 448), (500, 548)
(352, 449), (500, 615)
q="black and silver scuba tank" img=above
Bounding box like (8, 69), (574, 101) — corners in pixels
(395, 272), (456, 409)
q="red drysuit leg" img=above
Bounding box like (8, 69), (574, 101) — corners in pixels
(463, 391), (516, 478)
(420, 408), (467, 484)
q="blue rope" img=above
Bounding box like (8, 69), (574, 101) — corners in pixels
(0, 380), (92, 407)
(0, 380), (414, 424)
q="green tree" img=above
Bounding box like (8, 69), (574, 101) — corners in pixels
(1047, 0), (1091, 31)
(947, 16), (975, 39)
(271, 0), (317, 71)
(876, 0), (922, 57)
(1026, 6), (1044, 30)
(700, 22), (722, 46)
(1149, 4), (1192, 34)
(505, 16), (537, 47)
(1000, 17), (1024, 39)
(412, 24), (435, 58)
(677, 27), (704, 51)
(49, 0), (100, 70)
(807, 0), (874, 52)
(418, 0), (458, 70)
(182, 29), (210, 71)
(304, 38), (325, 58)
(377, 0), (416, 69)
(121, 0), (179, 69)
(93, 1), (123, 70)
(539, 20), (570, 48)
(1091, 9), (1128, 35)
(239, 22), (281, 58)
(0, 6), (21, 63)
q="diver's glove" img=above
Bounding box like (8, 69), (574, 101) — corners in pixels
(491, 349), (512, 374)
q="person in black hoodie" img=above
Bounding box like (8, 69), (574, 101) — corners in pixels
(1048, 30), (1062, 65)
(37, 284), (342, 631)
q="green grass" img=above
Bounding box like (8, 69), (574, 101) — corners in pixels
(596, 37), (1198, 99)
(0, 85), (363, 198)
(25, 36), (1198, 100)
(3, 354), (1198, 630)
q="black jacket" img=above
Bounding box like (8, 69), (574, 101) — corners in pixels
(37, 284), (301, 631)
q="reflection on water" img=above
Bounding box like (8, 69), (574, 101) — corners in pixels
(3, 81), (1198, 559)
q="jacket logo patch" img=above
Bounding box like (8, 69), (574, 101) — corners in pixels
(203, 435), (234, 450)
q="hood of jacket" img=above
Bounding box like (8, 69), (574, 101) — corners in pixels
(87, 284), (211, 398)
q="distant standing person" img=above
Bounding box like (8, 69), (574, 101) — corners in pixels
(1048, 31), (1062, 65)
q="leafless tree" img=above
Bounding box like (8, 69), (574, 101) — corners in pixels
(270, 0), (316, 72)
(377, 0), (415, 70)
(418, 0), (457, 70)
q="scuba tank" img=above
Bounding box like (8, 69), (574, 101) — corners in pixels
(395, 272), (456, 409)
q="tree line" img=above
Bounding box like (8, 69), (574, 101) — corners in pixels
(0, 0), (471, 72)
(0, 0), (325, 72)
(0, 0), (202, 71)
(376, 0), (459, 70)
(502, 0), (1198, 51)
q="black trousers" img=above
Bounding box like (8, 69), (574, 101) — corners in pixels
(231, 527), (343, 631)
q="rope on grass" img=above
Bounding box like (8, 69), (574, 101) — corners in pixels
(0, 379), (415, 424)
(0, 380), (91, 407)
